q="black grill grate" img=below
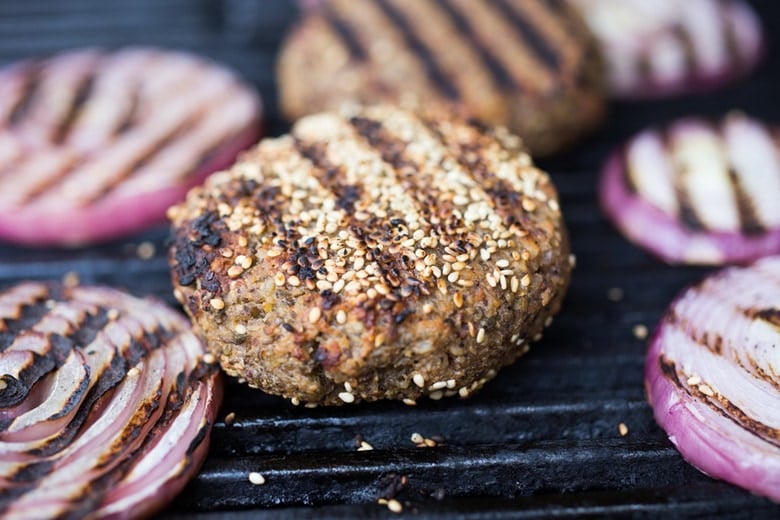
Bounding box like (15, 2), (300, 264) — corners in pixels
(1, 1), (779, 518)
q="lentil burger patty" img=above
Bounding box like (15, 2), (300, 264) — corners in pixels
(277, 0), (605, 157)
(168, 105), (572, 405)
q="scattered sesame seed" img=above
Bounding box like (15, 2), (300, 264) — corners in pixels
(446, 379), (456, 389)
(411, 433), (424, 444)
(374, 333), (385, 347)
(304, 403), (319, 408)
(248, 472), (265, 485)
(476, 327), (486, 344)
(357, 441), (374, 451)
(336, 310), (347, 324)
(127, 367), (141, 378)
(266, 248), (282, 257)
(632, 324), (648, 340)
(344, 382), (353, 392)
(333, 279), (346, 293)
(210, 298), (225, 310)
(618, 423), (629, 437)
(224, 412), (236, 426)
(607, 287), (624, 302)
(496, 259), (509, 268)
(309, 307), (321, 323)
(63, 271), (80, 288)
(274, 273), (286, 286)
(238, 236), (248, 247)
(291, 397), (301, 406)
(234, 324), (247, 335)
(423, 438), (437, 447)
(447, 271), (459, 283)
(403, 398), (417, 406)
(203, 353), (216, 365)
(510, 277), (519, 293)
(338, 391), (355, 403)
(521, 274), (531, 287)
(458, 387), (469, 398)
(430, 381), (447, 391)
(136, 241), (156, 260)
(387, 499), (403, 514)
(288, 275), (301, 287)
(429, 390), (444, 400)
(422, 303), (433, 314)
(227, 265), (244, 278)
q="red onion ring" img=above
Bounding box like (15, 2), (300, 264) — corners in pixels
(0, 282), (222, 518)
(599, 113), (780, 265)
(0, 48), (262, 247)
(645, 256), (780, 502)
(569, 0), (764, 99)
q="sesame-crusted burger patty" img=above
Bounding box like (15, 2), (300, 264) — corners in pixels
(276, 0), (605, 157)
(168, 105), (572, 406)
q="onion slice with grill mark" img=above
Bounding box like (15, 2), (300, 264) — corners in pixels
(645, 256), (780, 502)
(0, 47), (262, 247)
(0, 281), (222, 519)
(568, 0), (764, 99)
(599, 112), (780, 265)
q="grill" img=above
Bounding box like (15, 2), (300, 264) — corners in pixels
(1, 1), (780, 517)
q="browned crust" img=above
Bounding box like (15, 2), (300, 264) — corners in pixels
(168, 105), (572, 405)
(276, 0), (605, 156)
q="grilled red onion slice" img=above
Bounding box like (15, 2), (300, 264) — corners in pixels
(599, 112), (780, 265)
(568, 0), (763, 98)
(0, 281), (222, 519)
(646, 256), (780, 502)
(0, 47), (262, 246)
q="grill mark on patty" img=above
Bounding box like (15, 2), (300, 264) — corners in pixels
(348, 115), (453, 233)
(292, 138), (364, 213)
(421, 115), (528, 230)
(437, 0), (516, 91)
(322, 4), (367, 62)
(659, 355), (780, 448)
(492, 0), (561, 74)
(374, 0), (459, 100)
